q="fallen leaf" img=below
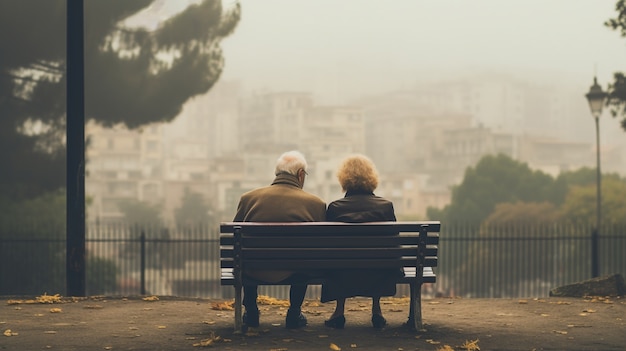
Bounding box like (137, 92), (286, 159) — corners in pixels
(330, 343), (341, 350)
(460, 339), (480, 351)
(210, 301), (234, 311)
(518, 300), (528, 304)
(350, 344), (357, 348)
(426, 339), (441, 345)
(435, 346), (454, 351)
(553, 330), (568, 335)
(257, 295), (290, 306)
(157, 326), (167, 329)
(44, 331), (57, 334)
(37, 294), (63, 304)
(49, 308), (62, 313)
(192, 331), (221, 347)
(540, 314), (549, 317)
(4, 329), (14, 337)
(582, 309), (596, 313)
(142, 296), (159, 302)
(193, 339), (214, 347)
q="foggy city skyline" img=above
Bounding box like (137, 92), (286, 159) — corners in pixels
(91, 0), (626, 224)
(134, 0), (626, 145)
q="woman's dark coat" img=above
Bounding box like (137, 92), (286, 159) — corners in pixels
(321, 191), (402, 302)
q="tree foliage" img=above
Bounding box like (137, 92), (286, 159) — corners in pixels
(0, 0), (240, 199)
(555, 167), (597, 187)
(117, 198), (163, 227)
(428, 154), (567, 224)
(559, 176), (626, 225)
(174, 188), (212, 229)
(484, 201), (560, 225)
(605, 0), (626, 131)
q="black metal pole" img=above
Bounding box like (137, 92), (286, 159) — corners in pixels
(66, 0), (86, 296)
(140, 232), (146, 295)
(592, 116), (601, 278)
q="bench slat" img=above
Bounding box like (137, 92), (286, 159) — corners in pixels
(220, 257), (438, 269)
(220, 247), (439, 259)
(219, 267), (437, 285)
(220, 221), (440, 234)
(220, 234), (439, 246)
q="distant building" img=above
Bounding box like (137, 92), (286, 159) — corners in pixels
(86, 121), (165, 222)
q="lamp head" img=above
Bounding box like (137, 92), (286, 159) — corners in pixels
(585, 77), (607, 119)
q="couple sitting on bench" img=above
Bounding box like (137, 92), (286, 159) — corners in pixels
(233, 150), (401, 329)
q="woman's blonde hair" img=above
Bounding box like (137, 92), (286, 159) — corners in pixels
(336, 154), (379, 193)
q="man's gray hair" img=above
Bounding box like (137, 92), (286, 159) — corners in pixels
(275, 150), (308, 176)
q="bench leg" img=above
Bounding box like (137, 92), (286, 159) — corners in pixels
(410, 282), (423, 330)
(234, 285), (242, 333)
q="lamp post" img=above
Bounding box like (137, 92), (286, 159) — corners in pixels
(585, 76), (606, 278)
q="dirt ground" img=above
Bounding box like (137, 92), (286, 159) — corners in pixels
(1, 295), (625, 351)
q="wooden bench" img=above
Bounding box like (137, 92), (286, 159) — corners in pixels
(220, 221), (440, 331)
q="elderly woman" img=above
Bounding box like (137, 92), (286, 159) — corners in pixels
(322, 154), (401, 329)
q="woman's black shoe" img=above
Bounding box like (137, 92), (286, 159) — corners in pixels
(324, 315), (346, 329)
(371, 314), (387, 328)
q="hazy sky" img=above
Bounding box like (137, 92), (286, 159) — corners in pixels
(217, 0), (626, 104)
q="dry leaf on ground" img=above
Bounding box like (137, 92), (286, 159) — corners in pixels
(142, 296), (159, 302)
(211, 301), (234, 311)
(192, 331), (221, 347)
(330, 342), (341, 350)
(257, 295), (290, 306)
(460, 339), (480, 351)
(37, 294), (62, 304)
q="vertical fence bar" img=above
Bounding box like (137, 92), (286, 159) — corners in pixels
(591, 228), (599, 278)
(140, 231), (146, 295)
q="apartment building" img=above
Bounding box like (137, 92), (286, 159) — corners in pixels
(86, 121), (165, 222)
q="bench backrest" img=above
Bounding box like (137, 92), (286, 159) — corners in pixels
(220, 221), (440, 271)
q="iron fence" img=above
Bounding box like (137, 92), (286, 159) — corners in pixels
(1, 222), (625, 299)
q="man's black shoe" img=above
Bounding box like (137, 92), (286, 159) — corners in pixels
(285, 312), (307, 329)
(243, 309), (260, 328)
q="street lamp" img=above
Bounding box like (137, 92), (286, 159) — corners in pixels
(585, 76), (607, 278)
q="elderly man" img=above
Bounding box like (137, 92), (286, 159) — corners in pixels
(233, 150), (326, 329)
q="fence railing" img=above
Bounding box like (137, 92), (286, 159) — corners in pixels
(1, 222), (624, 299)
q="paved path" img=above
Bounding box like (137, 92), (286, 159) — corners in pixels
(1, 295), (625, 350)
